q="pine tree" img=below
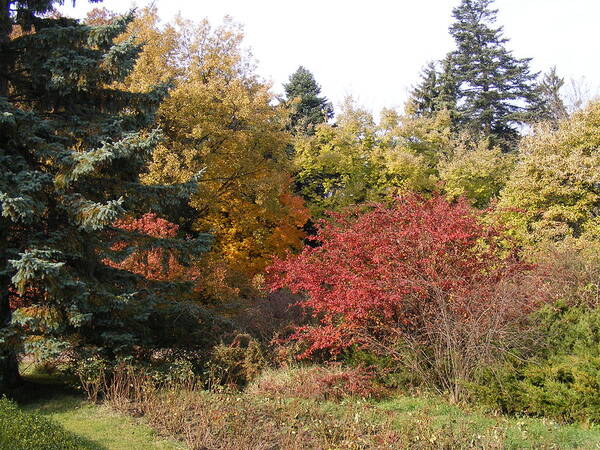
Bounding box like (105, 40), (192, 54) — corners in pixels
(447, 0), (540, 148)
(409, 62), (441, 117)
(0, 1), (211, 389)
(408, 59), (458, 119)
(533, 66), (568, 127)
(283, 66), (333, 135)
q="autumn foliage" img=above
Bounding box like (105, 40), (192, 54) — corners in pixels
(268, 195), (537, 358)
(106, 213), (200, 287)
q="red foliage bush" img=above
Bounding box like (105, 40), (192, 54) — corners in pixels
(267, 195), (536, 358)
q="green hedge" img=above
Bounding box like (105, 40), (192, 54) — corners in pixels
(471, 302), (600, 423)
(0, 397), (90, 450)
(472, 355), (600, 423)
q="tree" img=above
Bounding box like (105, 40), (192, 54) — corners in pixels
(374, 107), (453, 196)
(498, 101), (600, 246)
(0, 0), (96, 391)
(118, 10), (309, 300)
(408, 59), (458, 121)
(409, 62), (440, 118)
(268, 195), (537, 400)
(292, 98), (380, 215)
(446, 0), (540, 148)
(0, 4), (210, 389)
(531, 66), (568, 127)
(293, 98), (457, 216)
(564, 76), (595, 115)
(106, 213), (201, 290)
(439, 138), (515, 207)
(283, 66), (333, 135)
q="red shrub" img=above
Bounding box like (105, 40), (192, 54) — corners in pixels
(267, 195), (535, 358)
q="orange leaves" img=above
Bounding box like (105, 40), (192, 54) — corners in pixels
(106, 213), (200, 287)
(113, 213), (179, 238)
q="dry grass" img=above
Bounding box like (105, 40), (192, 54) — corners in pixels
(88, 364), (600, 449)
(96, 365), (506, 449)
(246, 364), (386, 401)
(140, 390), (403, 449)
(132, 389), (511, 449)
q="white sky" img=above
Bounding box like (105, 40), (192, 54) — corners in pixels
(60, 0), (600, 116)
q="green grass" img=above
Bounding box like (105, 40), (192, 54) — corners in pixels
(20, 394), (183, 450)
(378, 395), (600, 449)
(12, 367), (183, 450)
(0, 396), (98, 450)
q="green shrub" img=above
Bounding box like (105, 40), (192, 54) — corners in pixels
(0, 397), (90, 449)
(471, 301), (600, 423)
(472, 355), (600, 423)
(535, 301), (600, 358)
(342, 347), (414, 390)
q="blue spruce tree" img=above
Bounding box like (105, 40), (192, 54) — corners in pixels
(0, 1), (212, 390)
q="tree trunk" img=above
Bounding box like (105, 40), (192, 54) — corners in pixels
(0, 348), (20, 393)
(0, 221), (21, 392)
(0, 0), (11, 98)
(0, 1), (21, 392)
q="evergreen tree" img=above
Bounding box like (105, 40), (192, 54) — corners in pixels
(283, 66), (333, 135)
(408, 59), (458, 120)
(409, 62), (441, 117)
(533, 66), (568, 127)
(447, 0), (540, 148)
(0, 1), (211, 390)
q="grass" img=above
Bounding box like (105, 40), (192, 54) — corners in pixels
(11, 367), (183, 450)
(20, 394), (183, 450)
(111, 386), (600, 449)
(13, 364), (600, 449)
(379, 395), (600, 449)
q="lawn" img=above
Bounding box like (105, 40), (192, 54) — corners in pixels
(379, 396), (600, 449)
(19, 394), (182, 450)
(12, 367), (600, 449)
(11, 368), (182, 450)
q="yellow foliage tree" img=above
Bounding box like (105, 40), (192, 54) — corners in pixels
(374, 107), (453, 195)
(498, 101), (600, 246)
(439, 138), (515, 208)
(293, 100), (454, 215)
(292, 98), (380, 214)
(113, 8), (308, 300)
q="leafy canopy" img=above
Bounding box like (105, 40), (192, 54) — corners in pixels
(498, 101), (600, 245)
(115, 9), (309, 300)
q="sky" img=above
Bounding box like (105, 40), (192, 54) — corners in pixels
(59, 0), (600, 116)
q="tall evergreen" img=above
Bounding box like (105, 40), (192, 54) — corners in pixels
(409, 59), (458, 120)
(283, 66), (333, 135)
(447, 0), (540, 148)
(533, 66), (568, 127)
(409, 62), (441, 117)
(0, 1), (211, 390)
